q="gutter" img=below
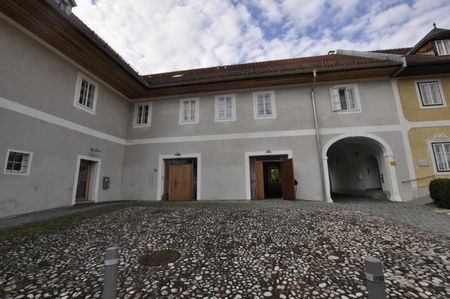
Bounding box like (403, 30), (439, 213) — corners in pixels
(335, 49), (407, 78)
(335, 49), (405, 64)
(310, 70), (327, 202)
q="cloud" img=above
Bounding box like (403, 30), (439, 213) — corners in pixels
(73, 0), (450, 74)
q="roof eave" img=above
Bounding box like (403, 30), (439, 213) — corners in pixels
(145, 62), (401, 89)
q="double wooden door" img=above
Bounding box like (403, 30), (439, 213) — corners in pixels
(168, 164), (194, 201)
(255, 159), (295, 200)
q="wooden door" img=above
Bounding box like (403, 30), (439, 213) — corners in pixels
(168, 164), (193, 201)
(281, 159), (295, 200)
(76, 160), (92, 203)
(255, 160), (264, 200)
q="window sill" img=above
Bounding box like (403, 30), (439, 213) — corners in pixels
(336, 110), (361, 114)
(74, 103), (96, 115)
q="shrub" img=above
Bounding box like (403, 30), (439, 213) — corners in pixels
(429, 179), (450, 209)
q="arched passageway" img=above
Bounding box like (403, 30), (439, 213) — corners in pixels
(322, 134), (402, 202)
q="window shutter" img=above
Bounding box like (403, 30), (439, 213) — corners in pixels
(330, 88), (342, 111)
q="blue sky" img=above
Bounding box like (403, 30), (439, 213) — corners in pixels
(74, 0), (450, 74)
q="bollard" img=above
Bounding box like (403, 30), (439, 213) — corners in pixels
(103, 246), (119, 299)
(365, 256), (386, 299)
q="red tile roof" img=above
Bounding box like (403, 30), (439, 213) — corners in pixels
(144, 54), (400, 87)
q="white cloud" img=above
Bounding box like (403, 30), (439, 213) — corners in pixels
(73, 0), (450, 74)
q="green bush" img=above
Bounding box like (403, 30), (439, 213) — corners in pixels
(429, 179), (450, 209)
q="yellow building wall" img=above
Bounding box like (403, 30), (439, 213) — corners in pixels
(397, 75), (450, 122)
(408, 127), (450, 188)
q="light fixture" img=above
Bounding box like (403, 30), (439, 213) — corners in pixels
(90, 147), (101, 153)
(174, 152), (181, 156)
(266, 149), (272, 154)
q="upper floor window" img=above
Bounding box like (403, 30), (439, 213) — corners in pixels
(74, 73), (98, 114)
(179, 98), (199, 124)
(435, 40), (450, 56)
(330, 85), (361, 113)
(215, 94), (236, 122)
(4, 150), (33, 175)
(133, 102), (152, 128)
(432, 142), (450, 172)
(417, 81), (444, 107)
(254, 91), (276, 119)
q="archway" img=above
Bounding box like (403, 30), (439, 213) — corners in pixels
(322, 133), (401, 203)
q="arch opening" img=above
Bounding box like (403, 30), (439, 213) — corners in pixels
(323, 134), (401, 203)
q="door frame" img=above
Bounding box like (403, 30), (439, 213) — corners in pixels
(157, 153), (201, 201)
(245, 150), (293, 200)
(72, 155), (102, 205)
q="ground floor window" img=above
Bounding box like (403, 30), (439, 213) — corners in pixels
(4, 150), (32, 175)
(432, 142), (450, 172)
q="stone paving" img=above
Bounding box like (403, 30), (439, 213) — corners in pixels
(0, 200), (449, 298)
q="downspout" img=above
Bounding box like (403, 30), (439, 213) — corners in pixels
(310, 70), (328, 202)
(391, 56), (408, 77)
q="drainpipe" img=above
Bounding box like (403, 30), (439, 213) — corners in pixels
(310, 70), (328, 202)
(391, 56), (407, 77)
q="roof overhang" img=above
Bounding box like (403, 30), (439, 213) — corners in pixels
(0, 0), (148, 98)
(137, 65), (400, 99)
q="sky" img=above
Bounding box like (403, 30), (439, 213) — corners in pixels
(73, 0), (450, 74)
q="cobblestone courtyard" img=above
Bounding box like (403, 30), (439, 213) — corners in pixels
(0, 201), (449, 298)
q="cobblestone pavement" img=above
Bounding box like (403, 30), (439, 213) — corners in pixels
(0, 201), (449, 298)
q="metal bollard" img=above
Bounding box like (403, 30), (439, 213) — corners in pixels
(103, 246), (119, 299)
(365, 256), (386, 299)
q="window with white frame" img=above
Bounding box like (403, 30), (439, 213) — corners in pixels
(4, 150), (32, 175)
(417, 81), (444, 107)
(179, 98), (199, 124)
(432, 142), (450, 172)
(133, 102), (152, 127)
(435, 39), (450, 56)
(330, 85), (360, 112)
(254, 91), (276, 119)
(215, 94), (236, 121)
(74, 73), (98, 114)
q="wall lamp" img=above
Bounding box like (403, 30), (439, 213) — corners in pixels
(174, 152), (181, 156)
(90, 147), (101, 153)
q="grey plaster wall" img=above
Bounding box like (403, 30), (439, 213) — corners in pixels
(0, 17), (130, 139)
(122, 136), (324, 202)
(126, 79), (399, 140)
(0, 109), (125, 218)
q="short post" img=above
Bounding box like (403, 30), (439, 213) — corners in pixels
(103, 246), (119, 299)
(365, 256), (386, 299)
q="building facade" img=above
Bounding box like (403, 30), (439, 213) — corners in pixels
(1, 1), (449, 218)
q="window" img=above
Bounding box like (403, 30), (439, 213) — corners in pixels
(254, 91), (276, 119)
(179, 98), (199, 124)
(4, 150), (33, 175)
(417, 81), (444, 107)
(215, 94), (236, 122)
(133, 102), (152, 127)
(330, 85), (360, 112)
(435, 40), (450, 56)
(74, 73), (98, 114)
(432, 142), (450, 172)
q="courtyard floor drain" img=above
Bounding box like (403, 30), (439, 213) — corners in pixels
(138, 250), (180, 266)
